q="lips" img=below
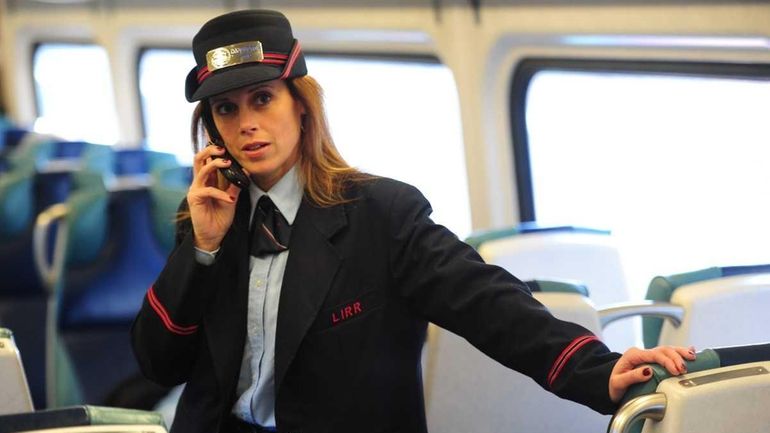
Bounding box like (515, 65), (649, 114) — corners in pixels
(242, 142), (269, 152)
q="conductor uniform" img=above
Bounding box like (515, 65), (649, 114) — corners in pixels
(132, 175), (621, 433)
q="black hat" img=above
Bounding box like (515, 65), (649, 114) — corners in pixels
(185, 9), (307, 102)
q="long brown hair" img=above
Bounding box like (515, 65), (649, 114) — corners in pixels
(191, 75), (370, 206)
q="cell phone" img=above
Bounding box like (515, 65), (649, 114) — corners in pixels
(208, 141), (250, 189)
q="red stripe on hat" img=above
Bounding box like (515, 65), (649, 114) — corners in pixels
(147, 286), (199, 335)
(278, 41), (302, 80)
(197, 66), (213, 84)
(261, 59), (287, 66)
(547, 335), (600, 388)
(264, 52), (289, 60)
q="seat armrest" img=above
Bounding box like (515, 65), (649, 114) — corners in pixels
(619, 348), (721, 406)
(598, 301), (684, 328)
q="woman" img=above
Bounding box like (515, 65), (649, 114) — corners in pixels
(132, 9), (695, 433)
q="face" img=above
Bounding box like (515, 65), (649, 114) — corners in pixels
(209, 79), (305, 191)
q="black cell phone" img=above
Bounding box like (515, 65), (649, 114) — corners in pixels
(208, 141), (250, 189)
(201, 104), (250, 189)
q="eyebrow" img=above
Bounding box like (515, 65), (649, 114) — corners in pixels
(210, 83), (273, 103)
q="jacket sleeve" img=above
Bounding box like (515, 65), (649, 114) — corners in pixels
(130, 200), (222, 386)
(385, 182), (621, 414)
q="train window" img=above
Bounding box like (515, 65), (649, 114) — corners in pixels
(512, 59), (770, 292)
(32, 43), (119, 144)
(305, 55), (470, 238)
(137, 51), (470, 238)
(138, 48), (196, 161)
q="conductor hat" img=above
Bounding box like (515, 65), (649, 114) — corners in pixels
(185, 9), (307, 102)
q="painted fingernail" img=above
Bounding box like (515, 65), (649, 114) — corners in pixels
(680, 363), (687, 374)
(229, 195), (236, 202)
(643, 367), (651, 376)
(216, 146), (224, 150)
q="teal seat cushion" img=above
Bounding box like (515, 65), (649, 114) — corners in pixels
(64, 186), (109, 266)
(525, 279), (590, 297)
(150, 185), (186, 254)
(464, 223), (610, 250)
(643, 267), (723, 348)
(0, 168), (34, 241)
(619, 348), (721, 433)
(465, 227), (521, 250)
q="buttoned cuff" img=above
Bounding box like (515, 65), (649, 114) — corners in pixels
(194, 246), (220, 266)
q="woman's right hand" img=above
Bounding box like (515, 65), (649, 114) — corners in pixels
(187, 145), (243, 251)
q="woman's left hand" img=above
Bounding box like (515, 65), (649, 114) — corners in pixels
(609, 345), (697, 403)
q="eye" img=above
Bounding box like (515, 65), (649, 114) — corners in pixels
(253, 92), (272, 106)
(212, 101), (236, 116)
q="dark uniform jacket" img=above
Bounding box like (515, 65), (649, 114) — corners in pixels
(131, 177), (621, 433)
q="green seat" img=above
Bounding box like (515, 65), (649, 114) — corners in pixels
(464, 223), (610, 250)
(525, 278), (590, 297)
(643, 265), (770, 348)
(616, 343), (770, 433)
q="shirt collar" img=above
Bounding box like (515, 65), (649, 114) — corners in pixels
(248, 165), (303, 225)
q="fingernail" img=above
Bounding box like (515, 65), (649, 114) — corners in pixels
(216, 146), (224, 150)
(680, 363), (687, 374)
(643, 367), (651, 376)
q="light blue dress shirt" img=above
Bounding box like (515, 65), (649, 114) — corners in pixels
(194, 165), (302, 428)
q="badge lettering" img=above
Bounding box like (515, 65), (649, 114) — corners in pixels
(331, 301), (363, 325)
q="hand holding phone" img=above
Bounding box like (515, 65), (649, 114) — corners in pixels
(207, 141), (250, 189)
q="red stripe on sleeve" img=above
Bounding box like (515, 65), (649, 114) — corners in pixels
(147, 286), (199, 335)
(547, 335), (600, 388)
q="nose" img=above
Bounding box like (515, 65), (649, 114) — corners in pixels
(239, 112), (259, 135)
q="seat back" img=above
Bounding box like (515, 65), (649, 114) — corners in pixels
(50, 160), (183, 407)
(476, 226), (636, 352)
(0, 140), (115, 410)
(424, 280), (610, 433)
(0, 328), (34, 415)
(645, 265), (770, 349)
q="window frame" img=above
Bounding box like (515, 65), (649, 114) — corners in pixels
(509, 58), (770, 222)
(134, 44), (190, 143)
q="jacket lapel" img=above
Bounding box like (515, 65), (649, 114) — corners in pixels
(274, 198), (347, 392)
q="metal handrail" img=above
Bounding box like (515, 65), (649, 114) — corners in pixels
(607, 393), (667, 433)
(32, 203), (70, 292)
(598, 301), (684, 328)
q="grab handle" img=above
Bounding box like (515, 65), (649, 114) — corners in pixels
(607, 393), (666, 433)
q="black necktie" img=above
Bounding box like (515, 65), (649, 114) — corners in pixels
(249, 195), (291, 256)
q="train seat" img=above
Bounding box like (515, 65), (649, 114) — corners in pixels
(32, 149), (183, 407)
(0, 327), (167, 433)
(609, 343), (770, 433)
(641, 265), (770, 349)
(0, 127), (31, 172)
(0, 140), (112, 409)
(423, 279), (611, 433)
(470, 224), (637, 352)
